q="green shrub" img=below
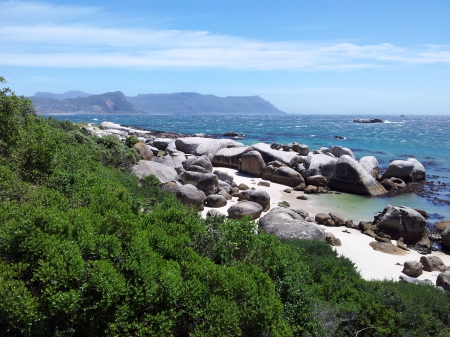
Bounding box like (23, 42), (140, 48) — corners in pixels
(142, 174), (161, 187)
(125, 135), (140, 148)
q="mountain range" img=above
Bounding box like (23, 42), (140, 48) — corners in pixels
(29, 91), (286, 115)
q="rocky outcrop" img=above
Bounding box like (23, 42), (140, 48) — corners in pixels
(213, 170), (234, 183)
(309, 153), (337, 178)
(354, 118), (384, 123)
(381, 160), (414, 181)
(161, 182), (206, 210)
(182, 155), (213, 173)
(292, 143), (309, 156)
(330, 145), (355, 159)
(377, 205), (427, 243)
(250, 143), (302, 166)
(175, 137), (244, 160)
(227, 201), (263, 219)
(133, 142), (154, 160)
(238, 189), (270, 211)
(205, 195), (228, 208)
(131, 160), (179, 183)
(238, 151), (266, 177)
(407, 158), (426, 181)
(271, 167), (305, 187)
(212, 146), (249, 168)
(259, 207), (326, 241)
(328, 155), (387, 196)
(178, 171), (218, 196)
(359, 156), (379, 179)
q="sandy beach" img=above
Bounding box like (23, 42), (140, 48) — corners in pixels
(202, 166), (450, 284)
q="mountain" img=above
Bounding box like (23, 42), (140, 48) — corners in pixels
(126, 92), (286, 114)
(30, 91), (141, 114)
(34, 90), (92, 100)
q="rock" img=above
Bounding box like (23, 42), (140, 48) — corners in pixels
(436, 271), (450, 291)
(176, 137), (244, 160)
(381, 177), (406, 190)
(131, 160), (179, 183)
(270, 143), (282, 150)
(329, 212), (345, 226)
(397, 240), (409, 251)
(381, 160), (415, 181)
(362, 229), (376, 238)
(414, 209), (430, 219)
(328, 155), (387, 196)
(297, 195), (308, 200)
(133, 142), (154, 160)
(282, 143), (294, 151)
(359, 156), (380, 179)
(402, 261), (423, 277)
(238, 189), (271, 211)
(283, 188), (292, 193)
(441, 227), (450, 250)
(238, 183), (250, 190)
(330, 145), (355, 159)
(291, 209), (309, 219)
(183, 155), (213, 173)
(250, 143), (302, 166)
(152, 138), (176, 151)
(377, 205), (427, 243)
(359, 221), (373, 231)
(161, 182), (206, 210)
(369, 242), (407, 255)
(153, 153), (187, 170)
(315, 213), (331, 225)
(306, 175), (328, 187)
(206, 209), (223, 218)
(212, 146), (250, 168)
(218, 180), (232, 194)
(217, 189), (232, 200)
(326, 233), (342, 246)
(292, 143), (309, 156)
(278, 201), (290, 208)
(271, 167), (305, 187)
(238, 151), (266, 177)
(178, 171), (219, 196)
(375, 236), (391, 243)
(304, 185), (318, 194)
(309, 153), (337, 179)
(205, 195), (228, 208)
(223, 131), (243, 137)
(409, 231), (431, 255)
(399, 275), (433, 286)
(345, 219), (355, 229)
(259, 207), (326, 241)
(258, 181), (270, 187)
(227, 201), (263, 219)
(213, 170), (234, 183)
(354, 118), (384, 123)
(407, 158), (426, 181)
(323, 218), (336, 227)
(293, 183), (306, 191)
(420, 256), (446, 272)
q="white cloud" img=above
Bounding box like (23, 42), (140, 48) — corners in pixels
(1, 1), (450, 70)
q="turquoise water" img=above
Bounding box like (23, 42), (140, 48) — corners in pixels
(45, 113), (450, 221)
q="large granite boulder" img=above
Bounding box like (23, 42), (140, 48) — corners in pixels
(377, 205), (427, 243)
(238, 151), (266, 177)
(292, 143), (310, 156)
(259, 207), (326, 241)
(133, 142), (154, 160)
(436, 271), (450, 291)
(328, 155), (387, 196)
(270, 167), (304, 187)
(227, 201), (263, 219)
(420, 256), (446, 272)
(402, 260), (423, 277)
(369, 241), (407, 255)
(178, 171), (218, 196)
(213, 170), (234, 183)
(131, 160), (179, 183)
(238, 189), (270, 211)
(250, 143), (302, 166)
(205, 195), (228, 208)
(407, 158), (426, 181)
(176, 137), (244, 160)
(152, 138), (176, 151)
(161, 182), (206, 210)
(330, 145), (355, 159)
(309, 153), (337, 178)
(183, 155), (213, 173)
(381, 160), (414, 181)
(441, 227), (450, 249)
(212, 146), (250, 168)
(154, 153), (187, 170)
(359, 156), (379, 179)
(306, 175), (327, 187)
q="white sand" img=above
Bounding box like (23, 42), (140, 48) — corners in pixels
(202, 167), (450, 284)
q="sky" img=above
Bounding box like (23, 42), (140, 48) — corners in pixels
(1, 0), (450, 114)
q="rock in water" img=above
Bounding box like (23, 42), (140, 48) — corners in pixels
(328, 155), (387, 196)
(377, 205), (426, 243)
(359, 156), (379, 179)
(381, 160), (414, 181)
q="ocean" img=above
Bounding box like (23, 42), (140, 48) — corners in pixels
(45, 113), (450, 223)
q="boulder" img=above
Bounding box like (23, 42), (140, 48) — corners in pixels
(399, 275), (433, 286)
(282, 143), (294, 151)
(262, 165), (275, 181)
(436, 271), (450, 291)
(315, 213), (331, 225)
(435, 220), (450, 233)
(359, 156), (379, 179)
(213, 170), (234, 183)
(330, 145), (355, 159)
(131, 160), (179, 183)
(227, 201), (263, 219)
(153, 154), (187, 170)
(218, 180), (232, 194)
(258, 181), (270, 187)
(152, 138), (176, 151)
(206, 209), (223, 218)
(291, 208), (309, 219)
(309, 153), (337, 179)
(259, 207), (326, 241)
(326, 233), (342, 246)
(420, 256), (446, 272)
(402, 261), (423, 277)
(238, 189), (271, 211)
(292, 143), (309, 156)
(442, 227), (450, 250)
(238, 151), (266, 177)
(304, 185), (318, 194)
(407, 158), (426, 181)
(329, 212), (345, 226)
(217, 189), (232, 200)
(176, 137), (244, 160)
(328, 155), (387, 196)
(133, 142), (154, 160)
(377, 205), (427, 243)
(161, 182), (206, 210)
(270, 143), (282, 150)
(183, 155), (213, 173)
(206, 195), (228, 208)
(381, 177), (406, 190)
(271, 167), (305, 187)
(239, 183), (250, 190)
(178, 171), (218, 196)
(212, 146), (250, 168)
(250, 143), (302, 166)
(369, 241), (407, 255)
(381, 160), (415, 181)
(306, 175), (327, 187)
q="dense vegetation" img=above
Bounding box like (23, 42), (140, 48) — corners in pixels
(1, 77), (450, 336)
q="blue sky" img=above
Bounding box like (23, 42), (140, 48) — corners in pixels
(1, 0), (449, 114)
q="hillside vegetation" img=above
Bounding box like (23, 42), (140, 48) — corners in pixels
(1, 78), (450, 336)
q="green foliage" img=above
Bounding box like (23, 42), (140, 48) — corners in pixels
(125, 135), (140, 148)
(142, 174), (161, 187)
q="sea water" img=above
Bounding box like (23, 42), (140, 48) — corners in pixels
(45, 114), (450, 222)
